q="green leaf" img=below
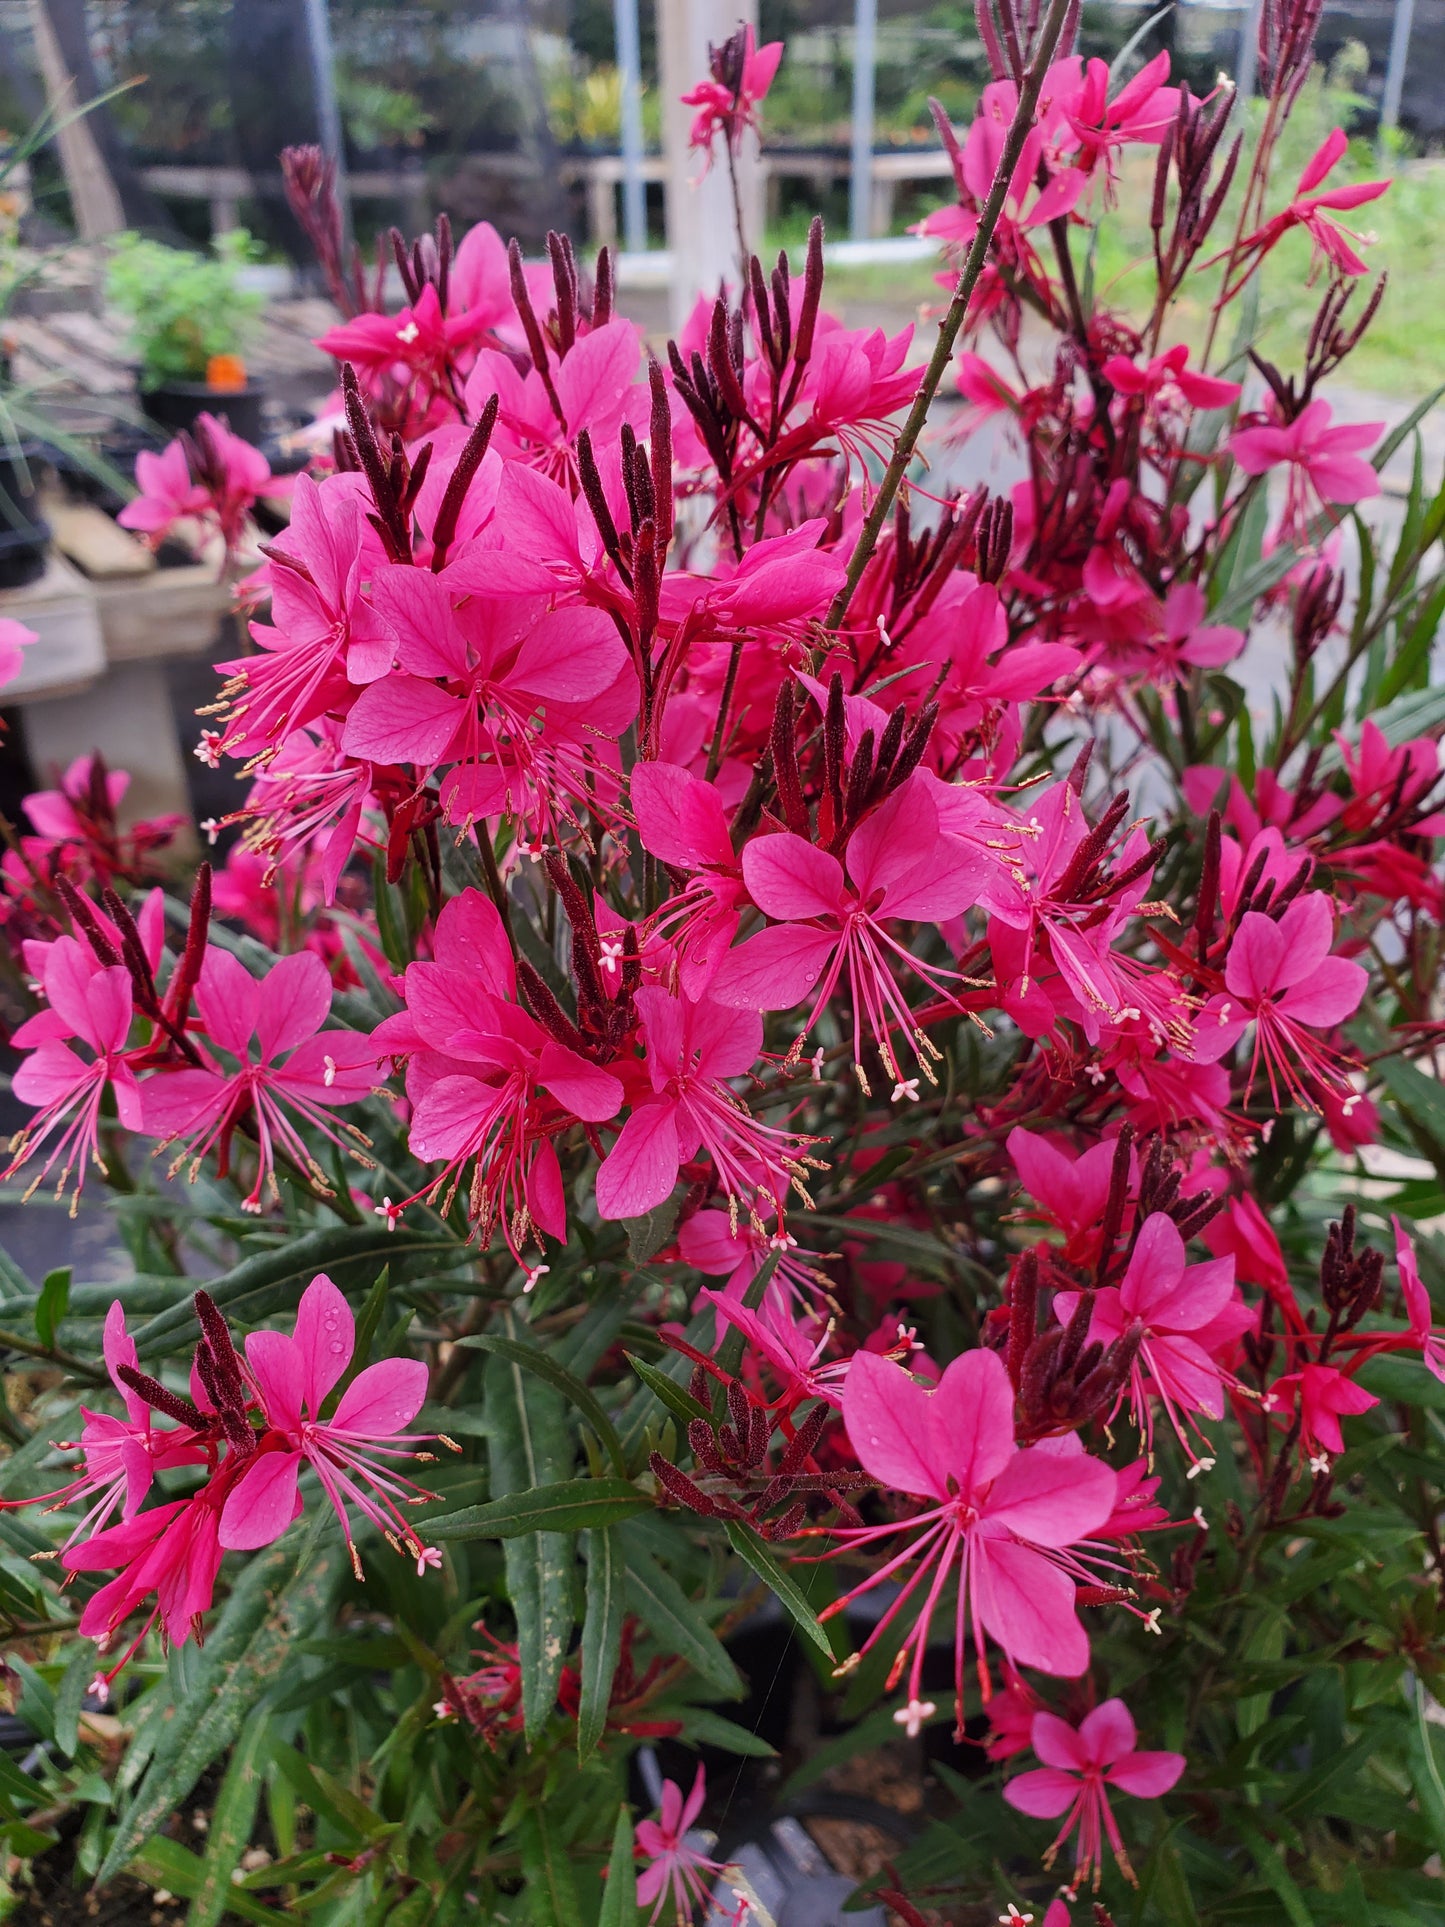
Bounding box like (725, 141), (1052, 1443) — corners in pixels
(519, 1805), (584, 1927)
(131, 1224), (464, 1355)
(625, 1352), (712, 1429)
(677, 1707), (777, 1756)
(34, 1268), (70, 1351)
(99, 1542), (344, 1884)
(128, 1838), (293, 1926)
(723, 1520), (833, 1658)
(424, 1477), (650, 1541)
(459, 1331), (628, 1476)
(624, 1195), (681, 1264)
(52, 1644), (91, 1761)
(620, 1521), (743, 1698)
(1234, 1818), (1315, 1927)
(484, 1347), (576, 1743)
(1372, 384), (1445, 474)
(187, 1704), (271, 1927)
(1376, 570), (1445, 708)
(578, 1527), (625, 1764)
(1375, 1054), (1445, 1181)
(599, 1805), (640, 1927)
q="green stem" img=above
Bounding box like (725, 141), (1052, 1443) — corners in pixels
(824, 0), (1077, 633)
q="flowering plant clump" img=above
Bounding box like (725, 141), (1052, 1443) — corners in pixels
(3, 5), (1445, 1922)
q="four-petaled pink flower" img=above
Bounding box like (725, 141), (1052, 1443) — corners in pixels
(595, 986), (815, 1227)
(4, 936), (145, 1205)
(1231, 128), (1389, 280)
(819, 1348), (1118, 1734)
(1060, 1213), (1247, 1462)
(218, 1273), (432, 1576)
(1192, 891), (1367, 1108)
(142, 948), (381, 1211)
(682, 27), (782, 159)
(713, 777), (980, 1092)
(1231, 399), (1382, 536)
(1266, 1361), (1378, 1462)
(1003, 1698), (1184, 1888)
(634, 1765), (727, 1923)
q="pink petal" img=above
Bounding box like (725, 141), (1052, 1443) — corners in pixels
(537, 1041), (623, 1122)
(218, 1449), (302, 1551)
(984, 1445), (1117, 1547)
(342, 676), (461, 767)
(554, 317), (641, 430)
(1078, 1698), (1137, 1766)
(331, 1356), (429, 1435)
(595, 1100), (681, 1219)
(928, 1348), (1016, 1495)
(244, 1330), (306, 1431)
(1118, 1212), (1185, 1319)
(1277, 954), (1366, 1027)
(293, 1273), (355, 1411)
(842, 1350), (948, 1500)
(434, 890), (516, 997)
(631, 762), (735, 870)
(1107, 1750), (1185, 1798)
(973, 1536), (1092, 1674)
(1031, 1709), (1093, 1772)
(256, 950), (332, 1061)
(1003, 1767), (1081, 1818)
(1224, 912), (1284, 1001)
(368, 566), (463, 678)
(741, 834), (846, 920)
(510, 607), (630, 703)
(196, 948), (261, 1057)
(710, 923), (838, 1012)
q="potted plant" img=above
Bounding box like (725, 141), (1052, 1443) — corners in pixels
(106, 228), (267, 441)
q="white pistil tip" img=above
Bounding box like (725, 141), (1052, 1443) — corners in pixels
(323, 1053), (337, 1088)
(1309, 1451), (1331, 1476)
(88, 1675), (111, 1704)
(415, 1545), (443, 1575)
(892, 1077), (921, 1104)
(433, 1699), (454, 1719)
(1186, 1456), (1215, 1479)
(396, 319), (420, 344)
(1192, 1506), (1208, 1530)
(1143, 1608), (1163, 1635)
(1000, 1909), (1035, 1926)
(524, 1264), (550, 1292)
(893, 1697), (936, 1738)
(810, 1047), (825, 1082)
(599, 938), (624, 974)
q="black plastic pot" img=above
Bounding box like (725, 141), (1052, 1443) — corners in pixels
(0, 444), (50, 590)
(141, 378), (266, 445)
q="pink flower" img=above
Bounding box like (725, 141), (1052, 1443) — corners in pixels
(1007, 1127), (1131, 1270)
(22, 754), (130, 849)
(703, 1291), (850, 1409)
(374, 891), (623, 1263)
(1268, 1361), (1378, 1459)
(681, 27), (782, 159)
(1231, 400), (1382, 533)
(819, 1348), (1118, 1732)
(65, 1485), (230, 1661)
(142, 948), (381, 1212)
(1, 1304), (206, 1547)
(315, 281), (492, 383)
(212, 474), (393, 761)
(1055, 52), (1181, 181)
(4, 936), (146, 1205)
(1003, 1698), (1184, 1887)
(631, 761), (748, 996)
(1393, 1216), (1445, 1382)
(218, 1273), (432, 1576)
(1102, 343), (1241, 411)
(595, 986), (815, 1226)
(0, 616), (35, 689)
(1232, 128), (1389, 280)
(634, 1765), (726, 1922)
(1062, 1213), (1245, 1459)
(1192, 891), (1367, 1107)
(713, 777), (980, 1091)
(116, 438), (209, 535)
